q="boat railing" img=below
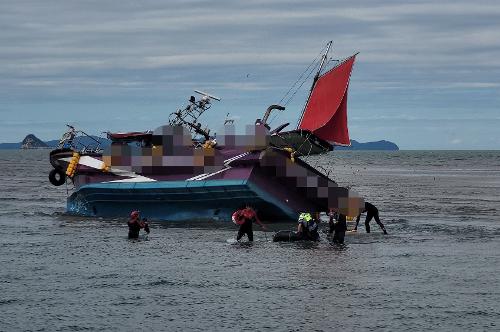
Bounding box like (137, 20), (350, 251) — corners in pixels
(57, 125), (104, 153)
(315, 165), (333, 180)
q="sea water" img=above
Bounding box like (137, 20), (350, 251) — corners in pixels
(0, 150), (499, 331)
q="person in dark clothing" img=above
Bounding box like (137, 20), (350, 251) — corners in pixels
(128, 215), (141, 239)
(233, 206), (267, 241)
(328, 210), (347, 244)
(354, 202), (387, 234)
(141, 218), (150, 235)
(333, 214), (347, 244)
(328, 209), (336, 235)
(128, 211), (150, 239)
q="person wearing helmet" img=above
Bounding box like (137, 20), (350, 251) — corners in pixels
(128, 210), (150, 239)
(297, 212), (320, 241)
(233, 205), (267, 241)
(354, 202), (388, 234)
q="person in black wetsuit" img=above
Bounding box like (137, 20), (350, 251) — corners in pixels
(328, 210), (347, 244)
(328, 209), (337, 235)
(334, 214), (347, 244)
(128, 211), (150, 239)
(233, 206), (267, 241)
(354, 202), (388, 234)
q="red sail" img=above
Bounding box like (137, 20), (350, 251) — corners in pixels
(298, 55), (356, 146)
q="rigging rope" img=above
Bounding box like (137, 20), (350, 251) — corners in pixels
(278, 45), (326, 106)
(269, 45), (328, 126)
(281, 60), (320, 107)
(269, 61), (320, 126)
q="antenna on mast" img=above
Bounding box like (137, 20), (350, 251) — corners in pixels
(296, 41), (333, 128)
(168, 90), (221, 140)
(194, 90), (221, 101)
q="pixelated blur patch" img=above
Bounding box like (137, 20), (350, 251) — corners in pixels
(217, 124), (269, 150)
(100, 123), (364, 214)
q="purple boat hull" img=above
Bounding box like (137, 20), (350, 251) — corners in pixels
(52, 129), (364, 222)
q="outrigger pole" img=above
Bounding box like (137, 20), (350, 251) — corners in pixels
(296, 40), (333, 129)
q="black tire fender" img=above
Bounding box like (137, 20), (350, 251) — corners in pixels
(49, 169), (66, 186)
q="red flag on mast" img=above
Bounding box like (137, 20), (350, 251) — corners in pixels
(298, 55), (356, 146)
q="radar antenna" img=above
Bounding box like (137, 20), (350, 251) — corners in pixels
(168, 90), (221, 140)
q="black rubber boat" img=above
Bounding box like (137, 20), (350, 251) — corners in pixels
(272, 230), (319, 242)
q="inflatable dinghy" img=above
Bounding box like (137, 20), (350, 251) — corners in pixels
(272, 230), (319, 242)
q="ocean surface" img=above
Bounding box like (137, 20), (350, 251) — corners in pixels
(0, 150), (499, 331)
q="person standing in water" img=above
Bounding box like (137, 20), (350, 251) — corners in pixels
(354, 202), (388, 234)
(233, 206), (267, 241)
(333, 214), (347, 244)
(328, 209), (336, 235)
(328, 210), (347, 244)
(128, 211), (150, 239)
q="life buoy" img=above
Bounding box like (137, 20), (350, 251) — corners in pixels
(232, 211), (245, 225)
(49, 169), (66, 186)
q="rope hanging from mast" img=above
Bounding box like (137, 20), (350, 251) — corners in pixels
(278, 44), (327, 106)
(296, 40), (333, 129)
(269, 43), (330, 126)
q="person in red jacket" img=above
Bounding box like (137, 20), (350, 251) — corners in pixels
(232, 206), (267, 241)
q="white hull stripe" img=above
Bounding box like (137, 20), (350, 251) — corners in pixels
(59, 150), (251, 183)
(58, 156), (156, 182)
(186, 173), (209, 181)
(186, 152), (250, 181)
(193, 166), (232, 181)
(223, 152), (250, 166)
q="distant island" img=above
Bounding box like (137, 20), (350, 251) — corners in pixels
(335, 139), (399, 151)
(20, 134), (50, 149)
(0, 134), (399, 151)
(0, 134), (107, 150)
(0, 134), (55, 149)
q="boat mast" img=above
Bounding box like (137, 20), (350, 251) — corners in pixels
(296, 40), (333, 129)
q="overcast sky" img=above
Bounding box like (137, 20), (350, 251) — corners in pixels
(1, 0), (499, 149)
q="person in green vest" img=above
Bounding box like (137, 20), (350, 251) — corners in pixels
(297, 212), (320, 241)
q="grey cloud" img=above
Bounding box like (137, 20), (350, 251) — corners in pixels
(0, 0), (499, 148)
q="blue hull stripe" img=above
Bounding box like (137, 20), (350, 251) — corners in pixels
(67, 179), (297, 222)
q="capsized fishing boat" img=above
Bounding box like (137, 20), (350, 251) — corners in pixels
(48, 42), (364, 221)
